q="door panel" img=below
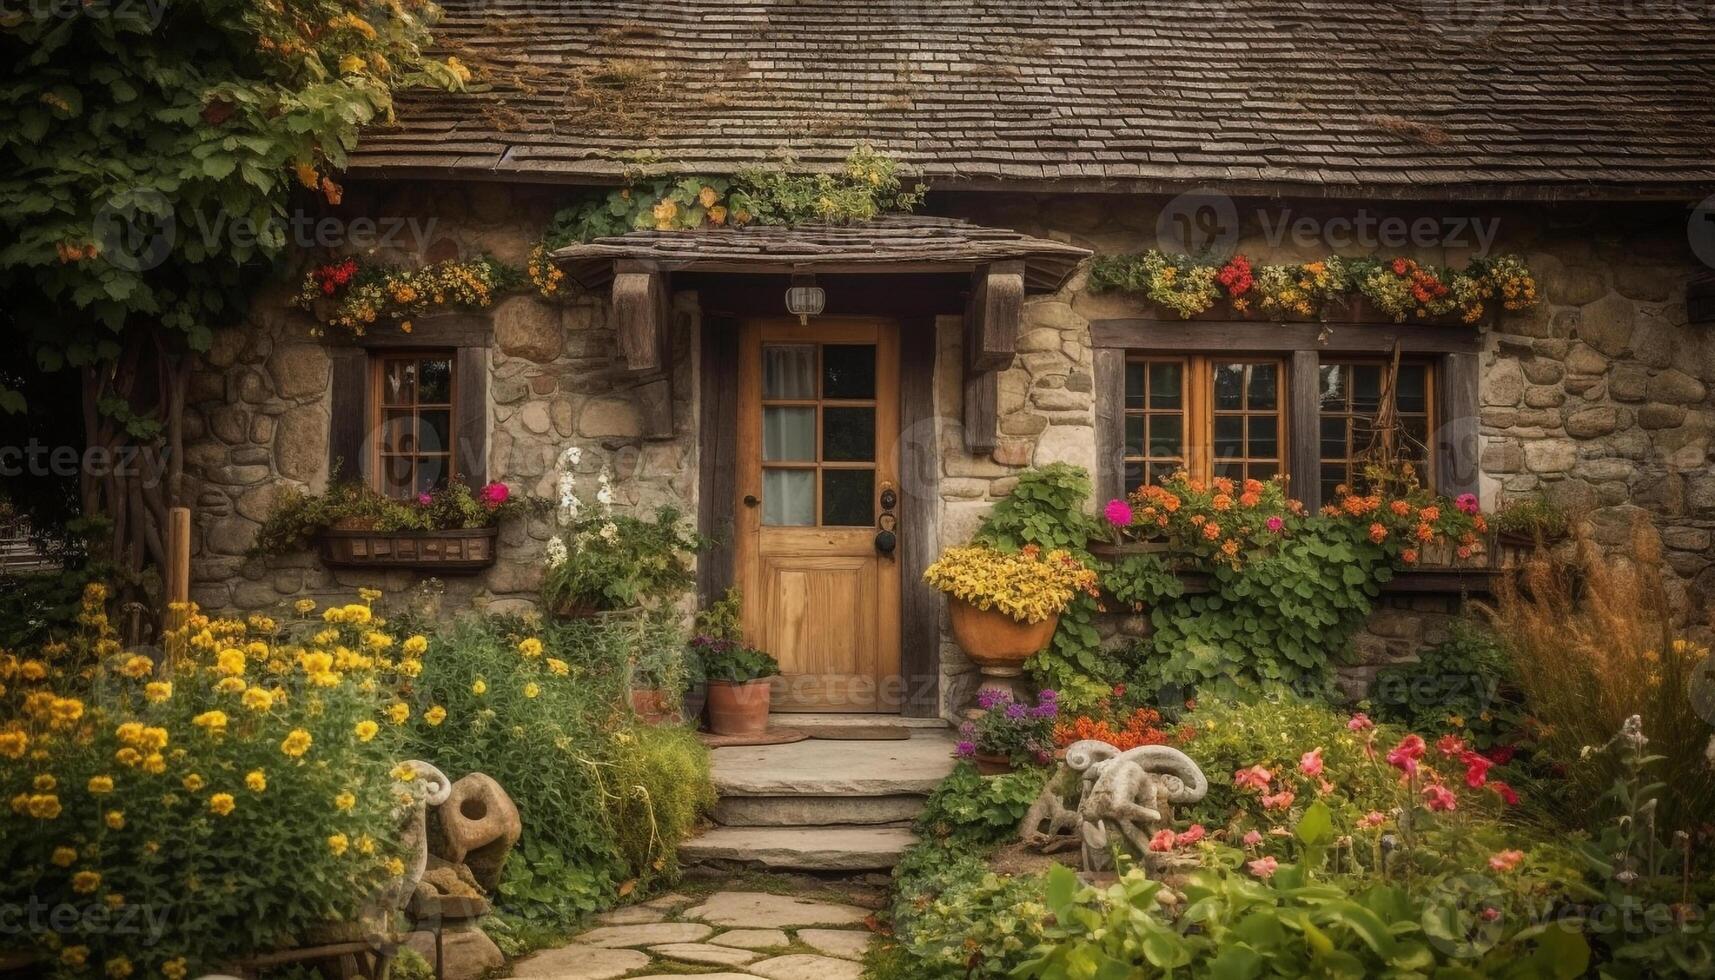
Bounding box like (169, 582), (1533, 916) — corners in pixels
(736, 319), (901, 713)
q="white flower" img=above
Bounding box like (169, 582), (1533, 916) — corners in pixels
(557, 446), (582, 469)
(599, 521), (619, 543)
(595, 467), (614, 514)
(545, 537), (568, 568)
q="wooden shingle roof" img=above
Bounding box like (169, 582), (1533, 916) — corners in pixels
(351, 0), (1715, 200)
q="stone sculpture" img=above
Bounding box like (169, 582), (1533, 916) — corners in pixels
(435, 772), (522, 893)
(1020, 740), (1208, 873)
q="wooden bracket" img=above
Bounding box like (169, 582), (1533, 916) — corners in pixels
(959, 261), (1022, 453)
(613, 261), (670, 374)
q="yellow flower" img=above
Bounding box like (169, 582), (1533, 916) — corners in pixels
(104, 893), (124, 909)
(117, 654), (154, 679)
(356, 834), (376, 855)
(208, 793), (236, 816)
(26, 794), (61, 819)
(51, 845), (77, 867)
(424, 705), (447, 726)
(72, 870), (101, 893)
(339, 53), (365, 74)
(392, 762), (418, 782)
(192, 710), (229, 736)
(403, 635), (428, 656)
(294, 599), (317, 615)
(327, 833), (349, 856)
(385, 856), (405, 876)
(182, 773), (205, 792)
(144, 681), (173, 703)
(216, 648), (247, 676)
(398, 658), (423, 678)
(354, 720), (380, 742)
(281, 729), (313, 758)
(87, 775), (114, 794)
(517, 637), (543, 658)
(241, 686), (275, 712)
(34, 774), (55, 792)
(215, 677), (246, 694)
(162, 958), (188, 980)
(523, 683), (540, 699)
(60, 947), (88, 968)
(105, 810), (124, 830)
(245, 770), (267, 793)
(546, 658), (569, 676)
(471, 678), (487, 696)
(386, 702), (409, 725)
(104, 955), (133, 979)
(334, 791), (356, 811)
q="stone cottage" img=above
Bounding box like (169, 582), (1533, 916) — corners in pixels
(184, 1), (1715, 719)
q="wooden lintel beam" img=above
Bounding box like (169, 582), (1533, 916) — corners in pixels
(964, 261), (1025, 372)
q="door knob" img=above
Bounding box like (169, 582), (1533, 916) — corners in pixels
(874, 529), (897, 555)
(743, 494), (760, 508)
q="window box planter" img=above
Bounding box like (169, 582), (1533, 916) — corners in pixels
(314, 526), (499, 573)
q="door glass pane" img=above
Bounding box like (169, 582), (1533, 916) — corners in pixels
(1149, 414), (1182, 457)
(821, 470), (875, 527)
(1248, 415), (1278, 458)
(823, 407), (875, 462)
(383, 361), (415, 406)
(1320, 365), (1346, 410)
(763, 345), (816, 399)
(822, 345), (876, 400)
(1213, 364), (1245, 409)
(1248, 363), (1278, 410)
(417, 410), (451, 454)
(1396, 364), (1429, 413)
(763, 407), (816, 461)
(1402, 416), (1430, 453)
(763, 469), (815, 526)
(1125, 363), (1146, 409)
(1213, 415), (1243, 458)
(1148, 362), (1183, 408)
(418, 358), (452, 404)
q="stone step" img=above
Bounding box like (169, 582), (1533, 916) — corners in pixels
(711, 731), (958, 798)
(713, 794), (926, 827)
(680, 825), (917, 871)
(768, 712), (949, 741)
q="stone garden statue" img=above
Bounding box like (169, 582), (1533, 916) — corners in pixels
(1020, 740), (1209, 873)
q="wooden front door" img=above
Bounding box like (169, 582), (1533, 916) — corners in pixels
(736, 318), (902, 713)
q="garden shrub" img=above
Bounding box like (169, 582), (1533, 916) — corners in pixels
(0, 587), (406, 980)
(1367, 621), (1520, 750)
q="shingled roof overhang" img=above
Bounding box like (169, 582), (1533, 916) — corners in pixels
(549, 217), (1093, 293)
(349, 0), (1715, 204)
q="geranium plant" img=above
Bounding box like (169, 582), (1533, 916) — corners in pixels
(924, 544), (1099, 624)
(1105, 471), (1304, 568)
(956, 689), (1060, 767)
(250, 480), (528, 557)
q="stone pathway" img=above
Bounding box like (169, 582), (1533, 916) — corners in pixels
(506, 890), (876, 980)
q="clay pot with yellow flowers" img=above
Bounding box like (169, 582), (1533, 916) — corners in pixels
(924, 544), (1100, 668)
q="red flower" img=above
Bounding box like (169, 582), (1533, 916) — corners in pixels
(1485, 745), (1516, 765)
(1436, 734), (1468, 757)
(1386, 734), (1426, 775)
(1218, 255), (1255, 296)
(1148, 829), (1176, 852)
(1261, 790), (1296, 811)
(1422, 783), (1458, 812)
(1489, 781), (1521, 806)
(1347, 713), (1374, 732)
(1298, 747), (1324, 777)
(1176, 824), (1206, 846)
(1460, 751), (1493, 788)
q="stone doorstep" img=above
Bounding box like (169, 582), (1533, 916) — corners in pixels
(712, 794), (926, 828)
(679, 825), (918, 871)
(710, 730), (959, 798)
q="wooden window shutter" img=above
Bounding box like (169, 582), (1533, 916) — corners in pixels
(327, 350), (369, 483)
(454, 346), (488, 487)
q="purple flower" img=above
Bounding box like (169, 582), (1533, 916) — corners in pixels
(1103, 498), (1134, 527)
(955, 741), (976, 757)
(1266, 516), (1284, 533)
(976, 688), (1007, 710)
(1005, 702), (1028, 720)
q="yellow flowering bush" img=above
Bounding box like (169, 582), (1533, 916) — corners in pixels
(923, 544), (1099, 624)
(0, 586), (408, 978)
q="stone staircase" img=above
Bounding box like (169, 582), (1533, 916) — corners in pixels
(680, 715), (956, 871)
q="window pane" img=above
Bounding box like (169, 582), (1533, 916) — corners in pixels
(1146, 461), (1183, 487)
(383, 360), (415, 406)
(382, 411), (414, 455)
(1213, 460), (1244, 482)
(1248, 415), (1278, 459)
(1396, 364), (1429, 414)
(1250, 461), (1278, 481)
(383, 457), (413, 498)
(1213, 364), (1245, 410)
(1148, 362), (1183, 409)
(821, 469), (875, 527)
(1125, 363), (1146, 410)
(418, 358), (452, 404)
(1320, 417), (1349, 459)
(417, 410), (451, 454)
(763, 469), (815, 526)
(1319, 365), (1346, 410)
(1320, 463), (1348, 500)
(822, 345), (876, 400)
(415, 457), (448, 495)
(823, 407), (875, 462)
(1248, 363), (1278, 410)
(1124, 462), (1146, 495)
(1213, 415), (1243, 458)
(763, 345), (816, 399)
(1351, 365), (1382, 415)
(1149, 414), (1183, 457)
(1125, 415), (1145, 456)
(763, 407), (816, 461)
(1402, 416), (1430, 455)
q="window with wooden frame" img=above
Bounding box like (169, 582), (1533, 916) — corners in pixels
(1317, 359), (1435, 502)
(370, 351), (457, 499)
(1121, 355), (1286, 493)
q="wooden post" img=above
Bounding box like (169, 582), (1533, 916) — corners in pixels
(165, 506), (190, 630)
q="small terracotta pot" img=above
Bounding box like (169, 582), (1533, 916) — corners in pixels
(971, 751), (1014, 776)
(947, 598), (1059, 667)
(706, 679), (772, 736)
(629, 688), (677, 726)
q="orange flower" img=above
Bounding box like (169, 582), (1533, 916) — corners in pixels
(1368, 522), (1387, 543)
(1418, 506), (1441, 522)
(1390, 500), (1412, 517)
(1401, 548), (1419, 564)
(1416, 523), (1435, 542)
(1239, 491), (1261, 508)
(1203, 522), (1222, 540)
(1212, 494), (1233, 511)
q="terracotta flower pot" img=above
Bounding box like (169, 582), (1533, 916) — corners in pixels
(706, 679), (772, 736)
(629, 687), (677, 726)
(947, 598), (1059, 668)
(971, 751), (1014, 776)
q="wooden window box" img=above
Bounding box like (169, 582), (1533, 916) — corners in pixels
(1088, 539), (1501, 597)
(314, 526), (498, 573)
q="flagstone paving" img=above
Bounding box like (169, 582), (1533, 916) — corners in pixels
(508, 890), (876, 979)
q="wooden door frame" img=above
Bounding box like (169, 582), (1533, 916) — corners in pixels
(699, 310), (942, 717)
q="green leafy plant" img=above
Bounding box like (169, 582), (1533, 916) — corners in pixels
(249, 480), (531, 557)
(697, 639), (779, 684)
(1368, 623), (1521, 750)
(1493, 496), (1571, 540)
(541, 506), (705, 615)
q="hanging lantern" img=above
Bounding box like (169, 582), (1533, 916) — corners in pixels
(785, 275), (825, 325)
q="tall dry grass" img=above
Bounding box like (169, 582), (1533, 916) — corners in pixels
(1487, 517), (1715, 833)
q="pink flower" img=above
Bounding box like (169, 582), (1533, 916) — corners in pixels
(1488, 849), (1525, 872)
(1261, 790), (1296, 811)
(1298, 747), (1324, 777)
(1357, 811), (1387, 829)
(1103, 498), (1134, 527)
(480, 481), (510, 508)
(1456, 493), (1480, 515)
(1234, 765), (1273, 791)
(1461, 751), (1493, 789)
(1266, 515), (1285, 533)
(1176, 824), (1206, 846)
(1148, 829), (1176, 852)
(417, 492), (433, 506)
(1247, 856), (1279, 879)
(1347, 713), (1374, 732)
(1480, 907), (1501, 922)
(1489, 780), (1521, 806)
(1242, 830), (1263, 847)
(1436, 734), (1468, 757)
(1386, 734), (1427, 775)
(1422, 784), (1458, 812)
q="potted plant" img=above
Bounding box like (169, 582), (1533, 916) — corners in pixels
(250, 480), (527, 572)
(1492, 496), (1570, 556)
(540, 505), (705, 619)
(924, 544), (1098, 667)
(701, 639), (780, 736)
(955, 689), (1059, 775)
(683, 589), (745, 730)
(629, 619), (688, 726)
